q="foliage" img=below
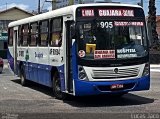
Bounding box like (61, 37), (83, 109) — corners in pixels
(148, 0), (159, 51)
(69, 0), (74, 5)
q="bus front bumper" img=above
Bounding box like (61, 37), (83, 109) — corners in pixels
(74, 75), (150, 96)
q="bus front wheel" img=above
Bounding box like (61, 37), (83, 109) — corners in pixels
(53, 72), (66, 100)
(20, 65), (27, 86)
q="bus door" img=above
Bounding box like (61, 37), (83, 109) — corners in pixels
(64, 16), (74, 94)
(13, 27), (18, 74)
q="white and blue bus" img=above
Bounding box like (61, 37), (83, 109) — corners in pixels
(8, 3), (150, 99)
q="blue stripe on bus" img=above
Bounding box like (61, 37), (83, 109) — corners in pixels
(72, 41), (78, 88)
(57, 65), (65, 92)
(19, 61), (64, 88)
(7, 49), (66, 91)
(7, 49), (14, 72)
(23, 62), (51, 87)
(74, 75), (150, 96)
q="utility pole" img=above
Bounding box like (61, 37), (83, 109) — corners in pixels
(6, 3), (8, 10)
(138, 0), (143, 7)
(45, 0), (58, 10)
(141, 0), (143, 7)
(38, 0), (41, 14)
(52, 0), (57, 10)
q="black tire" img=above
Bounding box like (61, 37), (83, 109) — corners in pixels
(20, 65), (27, 86)
(53, 72), (66, 100)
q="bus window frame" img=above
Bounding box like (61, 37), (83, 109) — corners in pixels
(30, 22), (38, 46)
(39, 19), (49, 47)
(50, 17), (63, 47)
(18, 25), (22, 46)
(21, 24), (29, 46)
(8, 27), (13, 46)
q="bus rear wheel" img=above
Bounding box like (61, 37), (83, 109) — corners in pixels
(53, 72), (66, 100)
(20, 65), (27, 86)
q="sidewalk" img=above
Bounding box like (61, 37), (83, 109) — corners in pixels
(3, 59), (9, 69)
(150, 64), (160, 72)
(150, 64), (160, 67)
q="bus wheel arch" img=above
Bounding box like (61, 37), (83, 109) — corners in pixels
(19, 61), (22, 73)
(51, 67), (66, 99)
(51, 67), (58, 82)
(19, 62), (27, 86)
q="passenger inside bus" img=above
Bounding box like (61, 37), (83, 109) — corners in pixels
(51, 32), (62, 47)
(84, 30), (96, 53)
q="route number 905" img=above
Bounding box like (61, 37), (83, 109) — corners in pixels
(99, 22), (113, 28)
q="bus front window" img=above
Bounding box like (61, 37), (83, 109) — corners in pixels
(77, 20), (148, 60)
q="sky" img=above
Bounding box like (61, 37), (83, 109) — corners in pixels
(0, 0), (159, 16)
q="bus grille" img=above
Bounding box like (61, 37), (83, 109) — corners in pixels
(91, 67), (139, 79)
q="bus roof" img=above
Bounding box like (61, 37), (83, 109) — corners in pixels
(8, 3), (142, 27)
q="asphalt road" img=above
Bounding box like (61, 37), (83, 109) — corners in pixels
(0, 64), (160, 119)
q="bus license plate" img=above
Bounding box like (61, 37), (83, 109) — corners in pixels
(111, 84), (124, 89)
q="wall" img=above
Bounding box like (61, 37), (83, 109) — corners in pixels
(0, 9), (32, 20)
(156, 20), (160, 39)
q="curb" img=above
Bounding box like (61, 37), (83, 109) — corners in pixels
(3, 59), (9, 69)
(150, 65), (160, 72)
(150, 69), (160, 72)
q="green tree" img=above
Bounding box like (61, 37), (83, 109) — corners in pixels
(148, 0), (159, 50)
(69, 0), (74, 5)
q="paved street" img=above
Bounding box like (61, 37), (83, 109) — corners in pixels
(0, 61), (160, 119)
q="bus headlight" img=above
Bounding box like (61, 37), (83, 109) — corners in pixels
(78, 66), (88, 80)
(142, 63), (150, 76)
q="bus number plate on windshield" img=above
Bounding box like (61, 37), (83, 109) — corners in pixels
(111, 84), (124, 89)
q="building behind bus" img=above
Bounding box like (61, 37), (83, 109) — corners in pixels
(0, 7), (34, 59)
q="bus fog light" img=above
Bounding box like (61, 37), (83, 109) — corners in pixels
(79, 72), (86, 80)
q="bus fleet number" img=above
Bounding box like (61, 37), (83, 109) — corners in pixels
(50, 49), (60, 55)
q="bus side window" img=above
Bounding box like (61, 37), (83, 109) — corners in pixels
(22, 24), (29, 46)
(51, 32), (62, 46)
(50, 17), (62, 47)
(18, 26), (22, 46)
(40, 20), (49, 46)
(8, 28), (13, 46)
(30, 22), (38, 46)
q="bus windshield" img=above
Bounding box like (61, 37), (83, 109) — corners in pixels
(77, 20), (148, 60)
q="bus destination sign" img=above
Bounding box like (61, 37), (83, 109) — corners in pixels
(77, 7), (142, 18)
(98, 9), (134, 17)
(82, 9), (95, 17)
